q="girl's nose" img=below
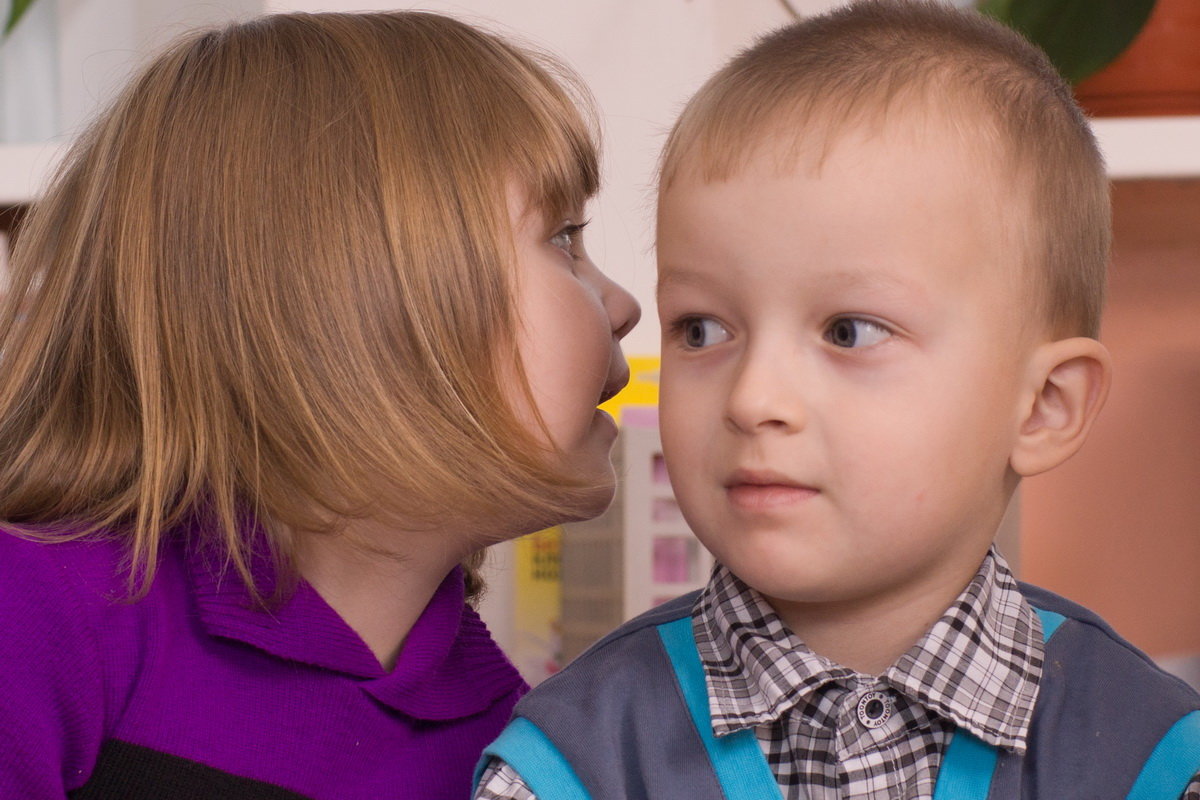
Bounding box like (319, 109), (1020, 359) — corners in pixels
(604, 277), (641, 341)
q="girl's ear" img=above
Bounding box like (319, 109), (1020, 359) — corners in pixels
(1010, 337), (1112, 478)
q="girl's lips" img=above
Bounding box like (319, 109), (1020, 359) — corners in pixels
(598, 367), (630, 405)
(594, 406), (618, 432)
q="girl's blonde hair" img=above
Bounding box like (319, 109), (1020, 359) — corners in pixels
(0, 11), (601, 601)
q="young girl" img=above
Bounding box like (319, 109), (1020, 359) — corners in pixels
(0, 11), (637, 799)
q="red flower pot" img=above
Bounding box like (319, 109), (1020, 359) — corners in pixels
(1075, 0), (1200, 116)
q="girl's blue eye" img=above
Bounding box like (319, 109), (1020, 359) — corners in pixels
(550, 221), (589, 259)
(549, 229), (572, 252)
(825, 317), (891, 348)
(681, 317), (730, 348)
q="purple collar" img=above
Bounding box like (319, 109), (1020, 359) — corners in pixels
(186, 545), (524, 720)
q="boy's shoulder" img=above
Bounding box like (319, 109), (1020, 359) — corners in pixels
(994, 582), (1200, 795)
(581, 591), (699, 656)
(504, 591), (730, 799)
(1019, 580), (1113, 631)
(516, 591), (698, 712)
(1019, 580), (1198, 703)
(530, 579), (1200, 704)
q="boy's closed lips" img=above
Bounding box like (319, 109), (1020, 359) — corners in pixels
(725, 468), (819, 512)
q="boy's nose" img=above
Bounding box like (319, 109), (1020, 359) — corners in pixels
(724, 345), (807, 435)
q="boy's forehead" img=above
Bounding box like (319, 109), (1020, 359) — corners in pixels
(656, 106), (1038, 317)
(661, 92), (1039, 260)
(670, 86), (1011, 188)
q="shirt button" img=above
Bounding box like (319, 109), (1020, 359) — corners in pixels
(856, 690), (893, 729)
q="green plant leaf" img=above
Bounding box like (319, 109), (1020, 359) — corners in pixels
(4, 0), (38, 37)
(978, 0), (1017, 17)
(980, 0), (1157, 84)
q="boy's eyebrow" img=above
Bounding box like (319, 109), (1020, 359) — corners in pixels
(657, 265), (928, 302)
(814, 269), (926, 298)
(655, 268), (712, 299)
(821, 269), (938, 311)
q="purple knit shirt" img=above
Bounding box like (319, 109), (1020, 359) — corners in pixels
(0, 527), (526, 799)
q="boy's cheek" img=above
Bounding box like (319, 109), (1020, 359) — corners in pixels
(660, 374), (720, 421)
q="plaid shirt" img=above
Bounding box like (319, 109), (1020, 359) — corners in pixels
(695, 548), (1034, 799)
(477, 549), (1200, 799)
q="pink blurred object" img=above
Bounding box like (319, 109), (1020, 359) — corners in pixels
(653, 536), (692, 583)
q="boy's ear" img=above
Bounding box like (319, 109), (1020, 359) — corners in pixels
(1010, 337), (1112, 478)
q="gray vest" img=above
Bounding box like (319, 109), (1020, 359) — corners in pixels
(479, 583), (1200, 799)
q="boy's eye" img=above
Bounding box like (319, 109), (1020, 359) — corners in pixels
(825, 317), (891, 348)
(679, 317), (730, 349)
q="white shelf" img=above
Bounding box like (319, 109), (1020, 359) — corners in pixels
(1093, 116), (1200, 180)
(0, 143), (67, 205)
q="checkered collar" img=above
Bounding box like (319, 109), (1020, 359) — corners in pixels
(694, 548), (1043, 753)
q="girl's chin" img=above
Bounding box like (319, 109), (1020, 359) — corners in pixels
(560, 466), (618, 524)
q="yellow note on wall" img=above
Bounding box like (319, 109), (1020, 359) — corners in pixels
(512, 526), (563, 685)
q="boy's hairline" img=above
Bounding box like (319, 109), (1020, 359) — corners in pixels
(657, 92), (1059, 336)
(654, 0), (1110, 341)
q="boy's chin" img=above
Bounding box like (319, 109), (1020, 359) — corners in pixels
(719, 552), (878, 608)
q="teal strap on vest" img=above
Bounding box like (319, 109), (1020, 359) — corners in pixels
(656, 616), (783, 800)
(1127, 710), (1200, 800)
(932, 729), (999, 800)
(474, 716), (592, 800)
(929, 605), (1064, 799)
(1033, 607), (1067, 642)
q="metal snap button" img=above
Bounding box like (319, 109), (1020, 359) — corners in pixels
(856, 690), (892, 729)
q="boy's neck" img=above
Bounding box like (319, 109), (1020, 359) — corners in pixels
(762, 554), (988, 677)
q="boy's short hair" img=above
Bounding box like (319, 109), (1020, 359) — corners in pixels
(660, 0), (1108, 339)
(0, 12), (600, 600)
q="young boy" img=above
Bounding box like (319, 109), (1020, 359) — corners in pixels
(476, 2), (1200, 798)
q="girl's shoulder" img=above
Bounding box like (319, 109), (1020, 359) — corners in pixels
(0, 526), (181, 664)
(0, 528), (153, 794)
(0, 526), (134, 602)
